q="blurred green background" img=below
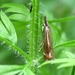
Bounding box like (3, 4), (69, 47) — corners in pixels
(0, 0), (75, 75)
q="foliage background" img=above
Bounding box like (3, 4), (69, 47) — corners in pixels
(0, 0), (75, 75)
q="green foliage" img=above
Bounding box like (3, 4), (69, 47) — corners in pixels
(0, 0), (75, 75)
(1, 3), (30, 22)
(49, 16), (75, 23)
(39, 51), (75, 68)
(54, 40), (75, 49)
(0, 65), (22, 75)
(0, 11), (17, 44)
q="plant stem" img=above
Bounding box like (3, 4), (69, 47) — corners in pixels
(29, 0), (40, 73)
(29, 0), (39, 60)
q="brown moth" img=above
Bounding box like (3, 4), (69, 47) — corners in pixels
(43, 16), (54, 60)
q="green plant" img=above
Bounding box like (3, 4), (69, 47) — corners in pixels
(0, 0), (75, 75)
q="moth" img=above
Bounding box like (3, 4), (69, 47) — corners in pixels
(43, 16), (54, 60)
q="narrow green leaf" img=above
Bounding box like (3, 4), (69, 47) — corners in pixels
(18, 68), (35, 75)
(58, 63), (75, 69)
(2, 71), (20, 75)
(26, 68), (35, 75)
(1, 11), (17, 44)
(63, 51), (75, 59)
(9, 14), (30, 22)
(0, 21), (9, 38)
(18, 61), (35, 75)
(1, 3), (30, 17)
(1, 3), (24, 8)
(38, 59), (75, 68)
(0, 65), (23, 75)
(54, 40), (75, 49)
(49, 16), (75, 23)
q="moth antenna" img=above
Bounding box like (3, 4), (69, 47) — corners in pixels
(44, 16), (48, 26)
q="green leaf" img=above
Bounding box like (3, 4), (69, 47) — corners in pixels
(0, 21), (9, 38)
(25, 68), (35, 75)
(18, 68), (35, 75)
(0, 65), (23, 75)
(49, 16), (75, 23)
(0, 60), (34, 75)
(18, 61), (35, 75)
(9, 14), (30, 22)
(0, 11), (17, 44)
(58, 62), (75, 69)
(54, 40), (75, 49)
(1, 3), (30, 22)
(38, 59), (75, 68)
(1, 3), (29, 15)
(63, 51), (75, 59)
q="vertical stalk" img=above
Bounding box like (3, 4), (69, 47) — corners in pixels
(29, 0), (39, 62)
(29, 0), (40, 73)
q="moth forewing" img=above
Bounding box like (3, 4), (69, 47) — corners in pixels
(43, 16), (54, 60)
